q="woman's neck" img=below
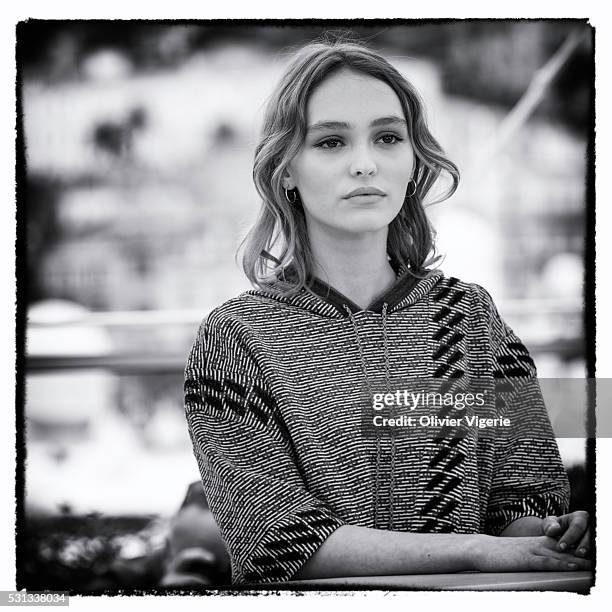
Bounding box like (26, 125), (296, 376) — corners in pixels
(310, 231), (397, 311)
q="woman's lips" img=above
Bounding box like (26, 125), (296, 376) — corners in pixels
(344, 187), (386, 198)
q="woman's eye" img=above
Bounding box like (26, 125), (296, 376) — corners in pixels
(316, 138), (343, 149)
(378, 133), (402, 145)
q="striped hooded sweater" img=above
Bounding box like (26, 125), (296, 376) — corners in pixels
(184, 263), (570, 585)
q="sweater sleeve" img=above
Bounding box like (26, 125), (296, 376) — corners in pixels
(184, 312), (346, 584)
(473, 285), (570, 536)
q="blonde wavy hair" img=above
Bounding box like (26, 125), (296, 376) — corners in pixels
(238, 36), (459, 296)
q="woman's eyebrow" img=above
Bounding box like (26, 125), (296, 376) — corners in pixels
(370, 116), (407, 129)
(307, 115), (407, 133)
(306, 120), (350, 133)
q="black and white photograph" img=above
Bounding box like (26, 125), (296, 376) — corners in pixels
(10, 17), (603, 601)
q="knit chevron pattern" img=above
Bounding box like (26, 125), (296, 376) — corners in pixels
(184, 271), (570, 584)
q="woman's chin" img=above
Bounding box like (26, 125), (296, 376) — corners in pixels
(306, 209), (398, 238)
(336, 213), (396, 235)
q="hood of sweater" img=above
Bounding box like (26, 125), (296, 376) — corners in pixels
(244, 259), (444, 319)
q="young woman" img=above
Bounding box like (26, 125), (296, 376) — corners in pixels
(184, 38), (591, 585)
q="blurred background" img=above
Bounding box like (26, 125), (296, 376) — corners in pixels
(17, 20), (593, 590)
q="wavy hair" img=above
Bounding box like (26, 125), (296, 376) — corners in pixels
(238, 36), (459, 296)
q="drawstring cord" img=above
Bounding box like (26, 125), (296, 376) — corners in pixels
(382, 304), (397, 531)
(344, 302), (395, 530)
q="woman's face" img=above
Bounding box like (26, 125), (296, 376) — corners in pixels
(284, 68), (415, 239)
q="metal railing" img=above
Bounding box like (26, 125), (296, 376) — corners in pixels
(25, 300), (584, 373)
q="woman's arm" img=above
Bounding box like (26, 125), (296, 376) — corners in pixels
(185, 314), (348, 584)
(292, 524), (591, 580)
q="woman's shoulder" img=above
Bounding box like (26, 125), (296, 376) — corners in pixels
(193, 287), (302, 337)
(422, 269), (503, 311)
(186, 293), (273, 367)
(194, 292), (265, 330)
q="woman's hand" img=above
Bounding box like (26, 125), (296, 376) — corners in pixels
(542, 511), (591, 558)
(476, 534), (592, 573)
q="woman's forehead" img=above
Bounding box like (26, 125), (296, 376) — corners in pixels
(306, 69), (404, 125)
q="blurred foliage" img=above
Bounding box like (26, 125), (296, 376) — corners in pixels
(25, 173), (111, 305)
(17, 20), (592, 131)
(19, 513), (166, 592)
(24, 175), (62, 304)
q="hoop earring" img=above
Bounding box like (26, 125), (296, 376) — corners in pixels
(406, 179), (417, 198)
(284, 188), (298, 204)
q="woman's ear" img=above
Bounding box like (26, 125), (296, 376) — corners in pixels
(281, 167), (295, 191)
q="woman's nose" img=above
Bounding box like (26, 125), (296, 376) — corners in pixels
(349, 144), (377, 177)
